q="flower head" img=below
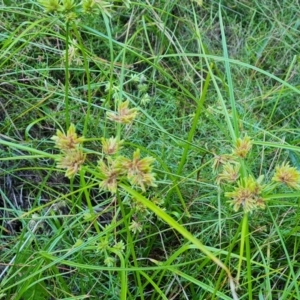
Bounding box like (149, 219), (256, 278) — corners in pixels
(212, 153), (235, 172)
(56, 149), (86, 178)
(225, 176), (265, 213)
(272, 162), (300, 189)
(97, 239), (110, 253)
(101, 136), (123, 155)
(137, 83), (148, 93)
(104, 256), (115, 267)
(62, 0), (76, 12)
(216, 162), (240, 184)
(38, 0), (62, 13)
(129, 220), (143, 234)
(122, 149), (156, 191)
(113, 240), (125, 252)
(51, 124), (84, 151)
(233, 135), (252, 158)
(82, 0), (113, 17)
(63, 39), (82, 65)
(98, 157), (124, 193)
(140, 93), (151, 106)
(107, 100), (138, 124)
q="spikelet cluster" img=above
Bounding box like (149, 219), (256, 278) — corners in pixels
(51, 124), (86, 178)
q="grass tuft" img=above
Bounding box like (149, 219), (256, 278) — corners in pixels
(1, 0), (300, 299)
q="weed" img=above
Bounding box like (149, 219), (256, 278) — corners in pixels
(1, 0), (300, 299)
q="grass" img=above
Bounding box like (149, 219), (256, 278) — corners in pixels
(1, 0), (300, 299)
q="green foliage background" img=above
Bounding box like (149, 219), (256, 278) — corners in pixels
(0, 0), (300, 299)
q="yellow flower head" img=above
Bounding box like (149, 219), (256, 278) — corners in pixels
(272, 162), (300, 190)
(122, 149), (157, 191)
(56, 149), (86, 178)
(101, 136), (123, 155)
(38, 0), (62, 13)
(216, 162), (240, 185)
(98, 157), (124, 193)
(51, 124), (85, 151)
(212, 153), (235, 172)
(225, 176), (265, 213)
(106, 100), (138, 124)
(233, 135), (252, 158)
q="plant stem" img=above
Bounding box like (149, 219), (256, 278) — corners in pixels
(64, 21), (70, 128)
